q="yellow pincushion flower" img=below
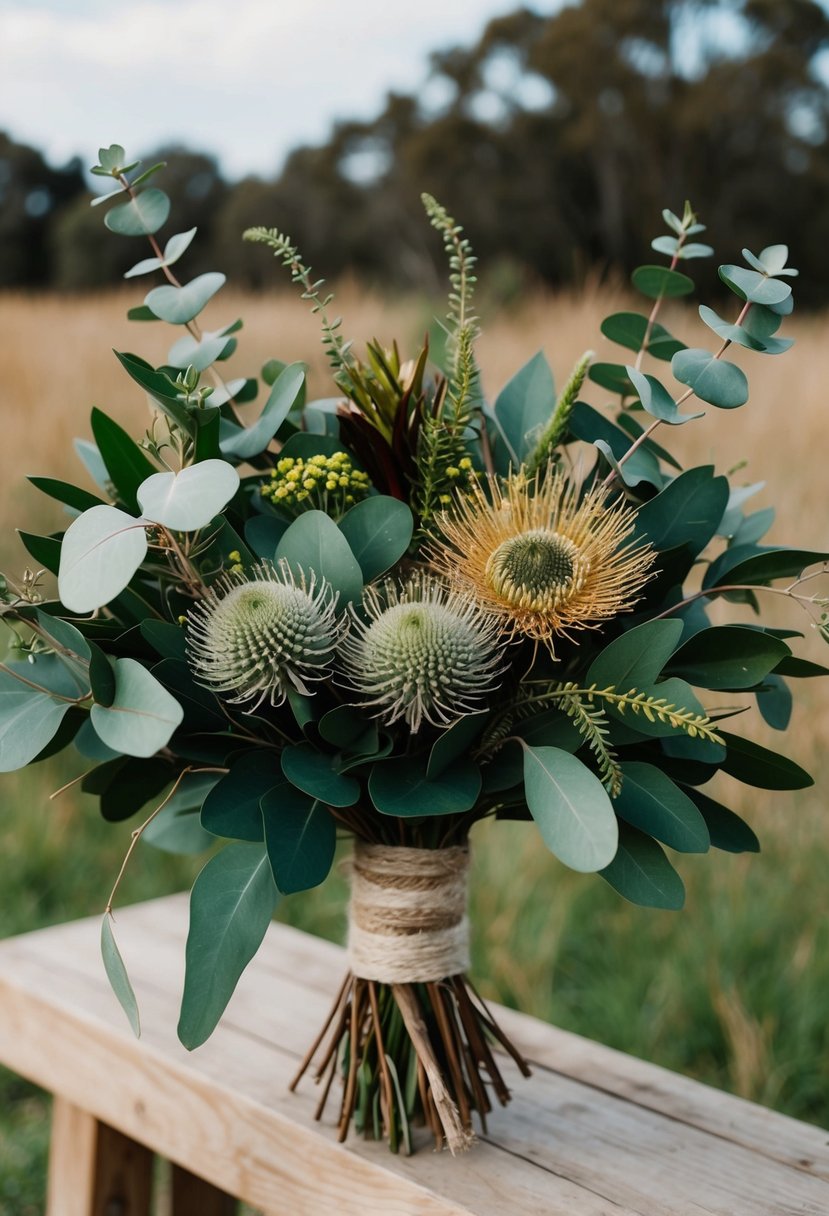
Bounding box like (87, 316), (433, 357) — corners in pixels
(430, 468), (655, 651)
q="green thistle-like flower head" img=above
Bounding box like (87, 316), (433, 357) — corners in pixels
(340, 571), (506, 732)
(187, 561), (339, 709)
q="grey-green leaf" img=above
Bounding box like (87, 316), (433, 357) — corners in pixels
(178, 843), (277, 1049)
(101, 915), (141, 1037)
(104, 189), (170, 237)
(90, 658), (183, 757)
(145, 272), (226, 325)
(522, 745), (618, 872)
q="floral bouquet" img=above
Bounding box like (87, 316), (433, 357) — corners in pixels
(1, 147), (826, 1155)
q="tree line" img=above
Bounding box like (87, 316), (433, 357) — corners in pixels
(2, 0), (829, 304)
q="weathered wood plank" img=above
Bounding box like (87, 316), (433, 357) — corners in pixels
(0, 947), (630, 1216)
(107, 895), (829, 1182)
(46, 1097), (153, 1216)
(4, 896), (829, 1216)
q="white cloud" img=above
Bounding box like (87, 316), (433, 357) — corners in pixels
(0, 0), (562, 176)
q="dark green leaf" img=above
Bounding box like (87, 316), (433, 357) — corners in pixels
(756, 673), (792, 731)
(244, 515), (289, 560)
(200, 751), (283, 841)
(599, 312), (685, 361)
(140, 619), (187, 661)
(587, 362), (634, 395)
(683, 787), (760, 853)
(600, 823), (685, 909)
(261, 791), (335, 894)
(719, 732), (813, 790)
(281, 742), (360, 807)
(17, 531), (61, 574)
(369, 755), (481, 817)
(178, 842), (277, 1049)
(113, 353), (194, 433)
(705, 546), (828, 589)
(614, 762), (709, 853)
(626, 367), (702, 425)
(492, 351), (555, 472)
(666, 626), (790, 690)
(632, 466), (728, 554)
(427, 711), (489, 779)
(28, 477), (104, 514)
(587, 619), (683, 691)
(90, 407), (157, 512)
(631, 265), (694, 299)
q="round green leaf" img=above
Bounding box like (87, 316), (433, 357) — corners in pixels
(600, 823), (685, 909)
(244, 515), (289, 560)
(0, 668), (73, 772)
(338, 496), (414, 581)
(178, 842), (277, 1049)
(105, 189), (170, 237)
(168, 333), (230, 372)
(90, 658), (184, 758)
(631, 265), (694, 299)
(145, 272), (226, 325)
(599, 312), (684, 361)
(58, 505), (148, 613)
(626, 367), (702, 426)
(137, 460), (240, 532)
(369, 754), (481, 817)
(275, 510), (363, 604)
(671, 349), (748, 409)
(281, 742), (359, 807)
(522, 745), (618, 872)
(588, 362), (634, 395)
(718, 265), (792, 306)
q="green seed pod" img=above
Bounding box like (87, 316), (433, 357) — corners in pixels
(340, 571), (506, 732)
(187, 561), (339, 709)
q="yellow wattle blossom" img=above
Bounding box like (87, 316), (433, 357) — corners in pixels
(261, 451), (371, 519)
(429, 468), (655, 652)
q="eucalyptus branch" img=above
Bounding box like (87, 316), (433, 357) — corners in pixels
(243, 226), (354, 381)
(602, 297), (752, 491)
(647, 566), (829, 629)
(105, 766), (227, 916)
(633, 232), (688, 374)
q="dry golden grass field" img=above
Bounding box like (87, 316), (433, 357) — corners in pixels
(0, 285), (827, 1212)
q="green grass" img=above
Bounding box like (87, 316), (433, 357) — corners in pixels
(2, 742), (828, 1212)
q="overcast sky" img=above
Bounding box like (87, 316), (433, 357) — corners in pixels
(1, 0), (566, 178)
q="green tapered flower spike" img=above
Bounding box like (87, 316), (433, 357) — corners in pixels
(340, 571), (506, 732)
(187, 561), (340, 709)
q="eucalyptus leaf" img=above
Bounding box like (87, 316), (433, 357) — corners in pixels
(614, 762), (709, 853)
(492, 351), (555, 472)
(219, 363), (305, 460)
(587, 619), (683, 691)
(338, 496), (414, 581)
(600, 823), (685, 909)
(281, 742), (360, 807)
(626, 367), (702, 425)
(671, 349), (748, 409)
(719, 732), (813, 790)
(275, 510), (363, 604)
(101, 915), (141, 1037)
(369, 754), (481, 817)
(105, 189), (170, 237)
(631, 265), (694, 299)
(137, 461), (240, 532)
(90, 658), (184, 757)
(666, 626), (789, 690)
(719, 264), (792, 306)
(632, 466), (728, 554)
(145, 272), (226, 325)
(522, 745), (618, 872)
(0, 668), (73, 772)
(90, 406), (158, 511)
(178, 842), (277, 1049)
(201, 751), (288, 841)
(261, 792), (335, 894)
(58, 505), (148, 613)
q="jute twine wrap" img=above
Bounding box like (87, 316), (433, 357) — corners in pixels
(347, 841), (470, 984)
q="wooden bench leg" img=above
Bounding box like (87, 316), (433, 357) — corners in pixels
(46, 1096), (153, 1216)
(171, 1165), (236, 1214)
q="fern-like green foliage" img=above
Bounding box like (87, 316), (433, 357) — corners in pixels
(415, 195), (481, 532)
(556, 689), (622, 796)
(243, 226), (353, 382)
(525, 349), (594, 478)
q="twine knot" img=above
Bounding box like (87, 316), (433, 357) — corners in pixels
(347, 841), (470, 984)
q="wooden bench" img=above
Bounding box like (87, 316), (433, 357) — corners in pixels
(0, 895), (827, 1215)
